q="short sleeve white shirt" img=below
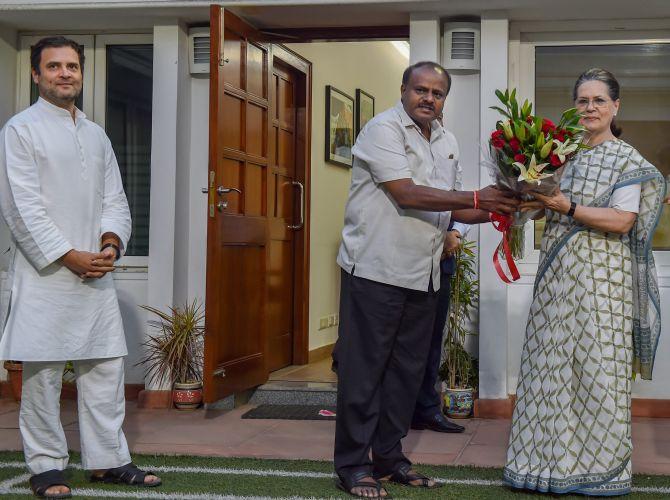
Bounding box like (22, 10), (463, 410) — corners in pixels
(336, 101), (462, 292)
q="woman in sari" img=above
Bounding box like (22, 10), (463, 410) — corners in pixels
(503, 68), (665, 496)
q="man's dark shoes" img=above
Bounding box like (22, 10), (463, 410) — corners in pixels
(411, 413), (465, 433)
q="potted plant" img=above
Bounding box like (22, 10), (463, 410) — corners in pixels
(3, 361), (77, 402)
(3, 360), (22, 402)
(137, 300), (205, 410)
(439, 239), (479, 418)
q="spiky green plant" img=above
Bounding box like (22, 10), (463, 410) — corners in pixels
(137, 300), (205, 388)
(439, 240), (479, 389)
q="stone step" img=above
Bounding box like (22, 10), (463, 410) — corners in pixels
(249, 380), (337, 406)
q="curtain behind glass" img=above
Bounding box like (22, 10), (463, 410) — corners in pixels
(105, 45), (153, 256)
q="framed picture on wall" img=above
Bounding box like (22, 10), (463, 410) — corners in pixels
(325, 85), (355, 168)
(355, 89), (375, 137)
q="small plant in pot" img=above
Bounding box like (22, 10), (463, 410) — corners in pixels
(137, 300), (205, 410)
(439, 239), (479, 418)
(3, 360), (79, 402)
(3, 360), (23, 402)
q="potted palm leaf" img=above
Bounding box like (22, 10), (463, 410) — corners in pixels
(137, 300), (205, 410)
(439, 239), (479, 418)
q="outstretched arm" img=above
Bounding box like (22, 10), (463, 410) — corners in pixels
(383, 179), (519, 215)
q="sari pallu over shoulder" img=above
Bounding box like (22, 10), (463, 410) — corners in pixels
(534, 142), (665, 381)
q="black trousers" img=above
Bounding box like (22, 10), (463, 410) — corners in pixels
(412, 257), (455, 421)
(334, 269), (438, 479)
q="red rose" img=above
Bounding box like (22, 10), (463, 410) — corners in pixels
(492, 137), (505, 149)
(549, 154), (562, 167)
(509, 138), (521, 152)
(542, 118), (555, 134)
(491, 129), (504, 140)
(553, 128), (568, 142)
(514, 153), (526, 163)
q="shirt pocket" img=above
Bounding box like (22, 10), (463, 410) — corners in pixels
(431, 158), (458, 190)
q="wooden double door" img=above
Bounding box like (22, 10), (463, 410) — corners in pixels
(204, 6), (311, 403)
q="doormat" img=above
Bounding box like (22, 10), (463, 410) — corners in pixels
(241, 404), (336, 420)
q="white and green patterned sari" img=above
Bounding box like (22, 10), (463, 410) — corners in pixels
(503, 140), (665, 496)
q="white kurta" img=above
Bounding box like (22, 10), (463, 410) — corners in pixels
(0, 98), (131, 361)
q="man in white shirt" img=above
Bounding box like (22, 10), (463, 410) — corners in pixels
(334, 61), (518, 498)
(0, 36), (160, 498)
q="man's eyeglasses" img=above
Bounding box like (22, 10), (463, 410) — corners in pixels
(575, 97), (611, 109)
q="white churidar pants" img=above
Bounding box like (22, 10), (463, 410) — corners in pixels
(19, 357), (131, 474)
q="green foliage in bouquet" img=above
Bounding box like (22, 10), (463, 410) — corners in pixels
(490, 88), (587, 179)
(137, 300), (205, 388)
(439, 240), (479, 390)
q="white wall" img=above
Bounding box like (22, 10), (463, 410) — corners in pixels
(0, 25), (17, 276)
(442, 71), (481, 355)
(478, 18), (510, 400)
(285, 41), (409, 350)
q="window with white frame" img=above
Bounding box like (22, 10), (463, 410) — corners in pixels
(534, 43), (670, 250)
(19, 35), (153, 259)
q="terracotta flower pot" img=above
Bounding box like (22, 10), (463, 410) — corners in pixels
(172, 381), (203, 410)
(443, 387), (474, 419)
(3, 361), (23, 402)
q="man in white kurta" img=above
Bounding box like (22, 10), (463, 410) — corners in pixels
(0, 36), (159, 497)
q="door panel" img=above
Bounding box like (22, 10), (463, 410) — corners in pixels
(266, 61), (299, 372)
(205, 8), (309, 401)
(204, 6), (272, 402)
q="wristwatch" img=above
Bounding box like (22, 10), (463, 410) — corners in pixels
(101, 242), (121, 261)
(567, 201), (577, 217)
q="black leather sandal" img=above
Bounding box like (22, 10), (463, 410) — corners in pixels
(29, 469), (72, 499)
(336, 470), (391, 498)
(90, 462), (162, 487)
(381, 463), (443, 489)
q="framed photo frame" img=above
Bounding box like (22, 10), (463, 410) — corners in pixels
(325, 85), (355, 168)
(355, 89), (375, 137)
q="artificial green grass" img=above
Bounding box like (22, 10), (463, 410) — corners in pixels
(0, 451), (667, 499)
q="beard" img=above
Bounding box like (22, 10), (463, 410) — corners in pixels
(40, 82), (82, 108)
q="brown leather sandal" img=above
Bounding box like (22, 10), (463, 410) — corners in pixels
(382, 463), (443, 489)
(336, 470), (391, 498)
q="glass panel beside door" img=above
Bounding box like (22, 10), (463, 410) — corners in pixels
(534, 43), (670, 250)
(104, 44), (153, 257)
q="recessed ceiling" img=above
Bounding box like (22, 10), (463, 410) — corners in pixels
(1, 0), (670, 32)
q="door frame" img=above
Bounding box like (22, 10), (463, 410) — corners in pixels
(270, 43), (312, 366)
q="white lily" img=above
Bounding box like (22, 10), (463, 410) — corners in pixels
(514, 154), (553, 184)
(552, 139), (579, 163)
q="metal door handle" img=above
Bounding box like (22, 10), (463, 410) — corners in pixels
(217, 186), (241, 196)
(288, 181), (304, 230)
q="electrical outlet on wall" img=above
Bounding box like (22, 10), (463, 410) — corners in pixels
(319, 317), (329, 329)
(328, 315), (335, 327)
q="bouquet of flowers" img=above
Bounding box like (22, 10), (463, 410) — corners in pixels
(486, 88), (586, 282)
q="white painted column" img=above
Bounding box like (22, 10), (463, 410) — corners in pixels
(0, 25), (17, 291)
(146, 24), (180, 389)
(478, 18), (510, 400)
(409, 14), (440, 63)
